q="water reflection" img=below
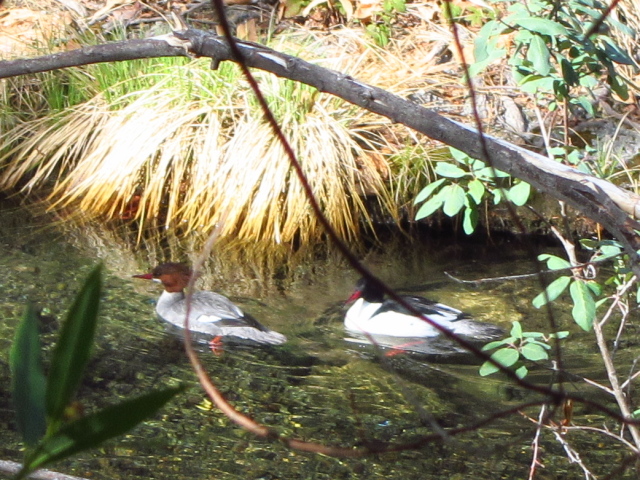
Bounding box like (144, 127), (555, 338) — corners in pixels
(0, 198), (632, 479)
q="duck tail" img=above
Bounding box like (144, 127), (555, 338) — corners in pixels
(221, 327), (288, 345)
(452, 320), (504, 340)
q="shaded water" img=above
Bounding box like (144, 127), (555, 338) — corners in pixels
(0, 198), (636, 479)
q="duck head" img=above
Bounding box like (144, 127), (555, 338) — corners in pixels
(347, 277), (385, 303)
(133, 262), (193, 293)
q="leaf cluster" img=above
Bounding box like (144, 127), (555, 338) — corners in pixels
(9, 265), (183, 479)
(533, 239), (626, 331)
(480, 321), (569, 378)
(473, 0), (634, 109)
(365, 0), (407, 47)
(480, 238), (637, 379)
(413, 147), (531, 234)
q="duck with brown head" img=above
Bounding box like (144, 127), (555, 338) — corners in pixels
(134, 263), (287, 345)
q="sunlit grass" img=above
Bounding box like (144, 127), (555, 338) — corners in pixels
(0, 29), (403, 250)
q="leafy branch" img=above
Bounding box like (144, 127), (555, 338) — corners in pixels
(8, 265), (183, 479)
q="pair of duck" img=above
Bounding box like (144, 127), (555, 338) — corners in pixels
(133, 263), (502, 347)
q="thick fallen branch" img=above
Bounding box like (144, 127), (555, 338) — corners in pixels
(1, 29), (639, 266)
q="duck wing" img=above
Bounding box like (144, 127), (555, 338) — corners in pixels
(212, 312), (271, 332)
(189, 291), (245, 322)
(377, 295), (470, 322)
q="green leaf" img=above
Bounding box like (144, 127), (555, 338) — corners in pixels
(435, 162), (468, 179)
(519, 74), (556, 93)
(570, 279), (596, 331)
(475, 166), (510, 179)
(414, 178), (446, 205)
(599, 243), (623, 259)
(579, 75), (598, 88)
(586, 280), (602, 297)
(47, 265), (103, 428)
(550, 331), (570, 339)
(506, 181), (531, 206)
(521, 343), (549, 361)
(599, 36), (634, 65)
(493, 347), (519, 366)
(514, 29), (533, 44)
(467, 178), (485, 204)
(10, 305), (47, 446)
(479, 361), (499, 376)
(515, 365), (529, 379)
(510, 321), (523, 338)
(513, 17), (569, 36)
(560, 58), (579, 87)
(492, 189), (502, 205)
(522, 331), (545, 338)
(415, 191), (445, 220)
(538, 254), (571, 270)
(479, 348), (519, 376)
(576, 95), (595, 117)
(463, 205), (479, 235)
(23, 385), (185, 476)
(608, 74), (629, 101)
(474, 20), (505, 63)
(532, 276), (571, 308)
(527, 339), (551, 349)
(579, 238), (599, 250)
(482, 338), (512, 351)
(527, 35), (551, 75)
(449, 147), (471, 164)
(442, 184), (466, 217)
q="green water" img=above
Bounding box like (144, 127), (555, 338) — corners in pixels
(0, 198), (636, 479)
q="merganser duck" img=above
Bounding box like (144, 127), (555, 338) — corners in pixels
(133, 263), (287, 345)
(345, 277), (502, 341)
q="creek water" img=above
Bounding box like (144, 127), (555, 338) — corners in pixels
(0, 197), (636, 479)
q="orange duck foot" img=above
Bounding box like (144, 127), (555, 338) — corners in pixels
(384, 340), (424, 357)
(209, 335), (224, 356)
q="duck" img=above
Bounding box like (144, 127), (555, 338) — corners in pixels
(133, 263), (287, 345)
(345, 277), (503, 341)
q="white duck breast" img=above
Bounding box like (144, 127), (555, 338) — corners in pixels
(345, 297), (465, 337)
(345, 277), (503, 340)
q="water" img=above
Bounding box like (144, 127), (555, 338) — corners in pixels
(0, 197), (636, 479)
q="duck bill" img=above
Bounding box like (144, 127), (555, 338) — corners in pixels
(346, 290), (362, 304)
(132, 273), (154, 280)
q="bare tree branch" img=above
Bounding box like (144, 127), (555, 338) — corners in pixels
(0, 38), (189, 76)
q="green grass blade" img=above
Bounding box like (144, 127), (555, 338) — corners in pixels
(46, 264), (103, 427)
(24, 385), (185, 474)
(10, 305), (47, 446)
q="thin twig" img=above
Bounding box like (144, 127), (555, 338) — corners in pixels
(551, 429), (596, 480)
(592, 275), (640, 449)
(620, 365), (640, 391)
(562, 425), (639, 453)
(444, 257), (612, 285)
(528, 404), (547, 480)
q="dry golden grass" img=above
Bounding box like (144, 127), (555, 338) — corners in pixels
(8, 4), (635, 257)
(0, 42), (402, 250)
